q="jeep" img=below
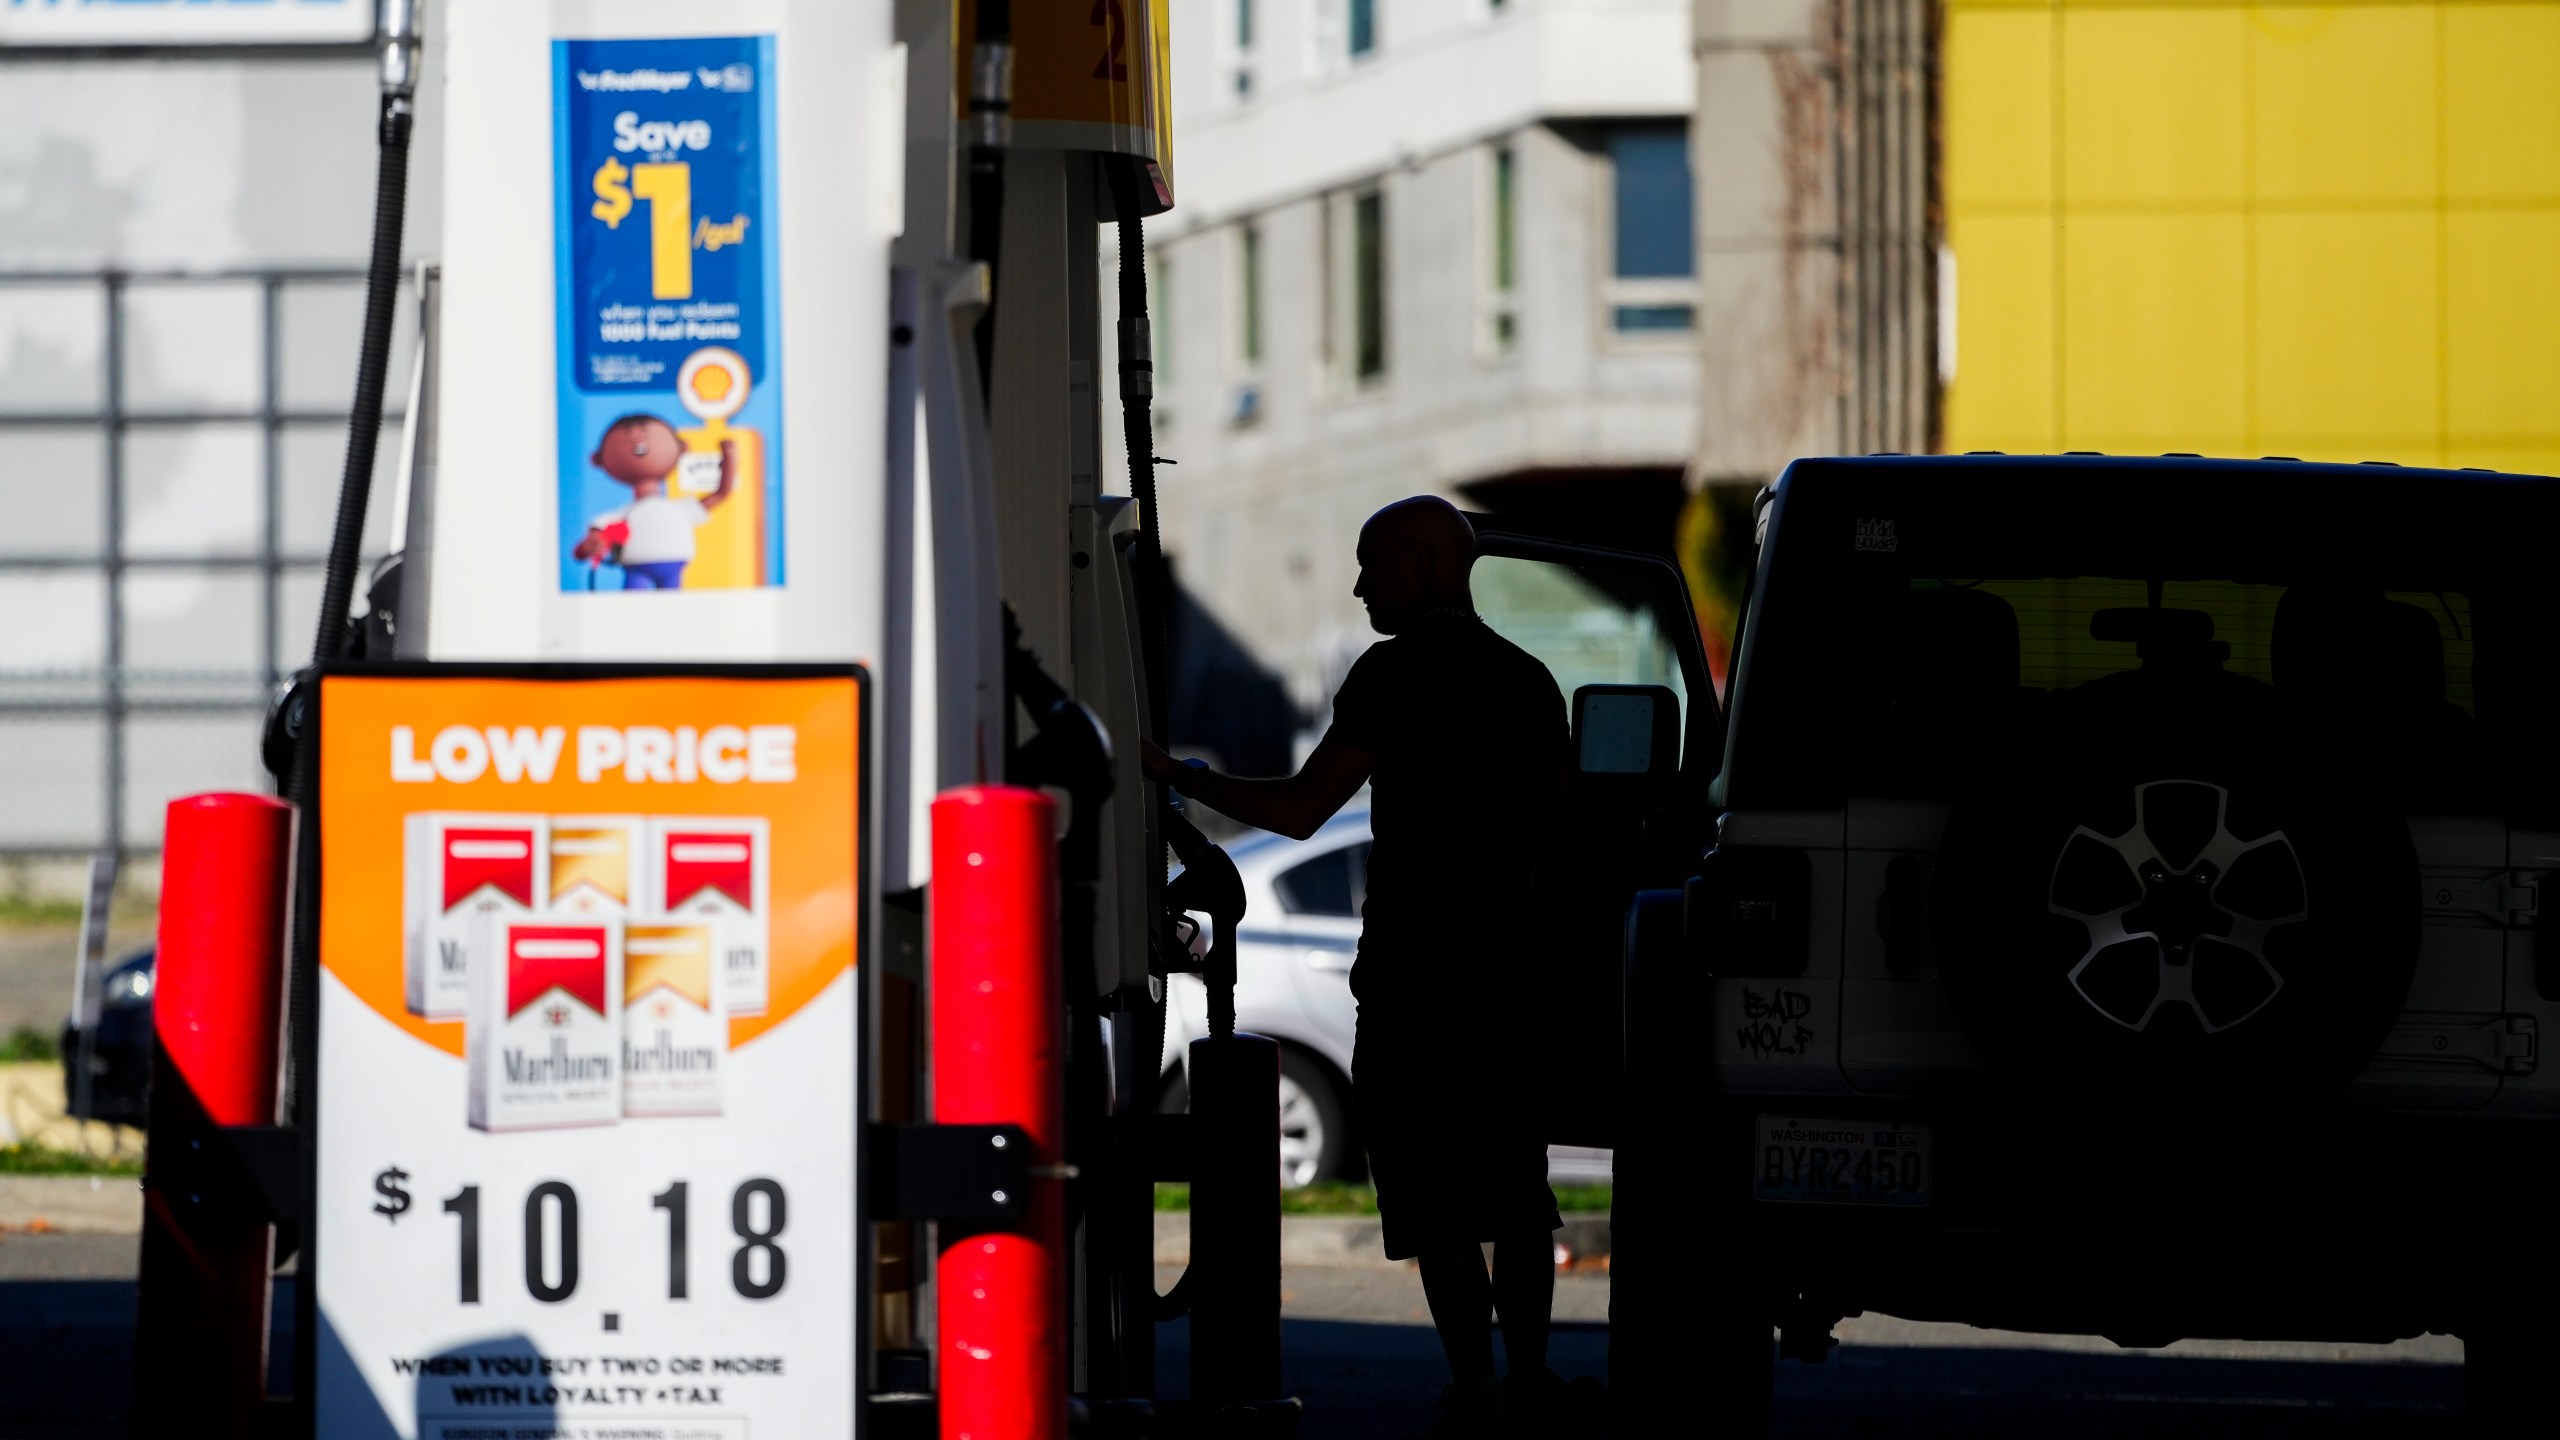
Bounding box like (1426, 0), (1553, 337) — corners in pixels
(1595, 455), (2560, 1434)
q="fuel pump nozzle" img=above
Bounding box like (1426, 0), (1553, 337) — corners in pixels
(1161, 804), (1245, 1040)
(378, 0), (424, 107)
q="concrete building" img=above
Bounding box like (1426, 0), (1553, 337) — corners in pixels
(1108, 0), (1700, 729)
(0, 14), (438, 867)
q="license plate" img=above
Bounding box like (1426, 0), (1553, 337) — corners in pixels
(1754, 1116), (1932, 1207)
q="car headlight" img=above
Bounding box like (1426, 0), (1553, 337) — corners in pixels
(102, 966), (153, 1006)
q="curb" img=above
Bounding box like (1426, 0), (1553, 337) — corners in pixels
(1156, 1211), (1609, 1269)
(0, 1174), (144, 1234)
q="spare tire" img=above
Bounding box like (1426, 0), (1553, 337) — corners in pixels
(1935, 698), (2417, 1099)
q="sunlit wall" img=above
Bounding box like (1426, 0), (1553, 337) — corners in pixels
(1943, 0), (2560, 474)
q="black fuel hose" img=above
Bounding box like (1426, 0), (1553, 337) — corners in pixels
(309, 90), (416, 668)
(966, 0), (1012, 398)
(1113, 203), (1169, 738)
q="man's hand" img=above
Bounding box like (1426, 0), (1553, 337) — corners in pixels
(1139, 739), (1186, 787)
(1137, 730), (1374, 841)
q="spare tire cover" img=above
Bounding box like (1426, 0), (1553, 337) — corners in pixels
(1934, 699), (2418, 1098)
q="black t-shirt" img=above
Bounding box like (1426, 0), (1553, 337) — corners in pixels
(1327, 611), (1568, 1012)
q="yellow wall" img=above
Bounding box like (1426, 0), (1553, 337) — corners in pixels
(1943, 0), (2560, 474)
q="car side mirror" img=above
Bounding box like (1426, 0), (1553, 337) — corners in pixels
(1573, 683), (1679, 781)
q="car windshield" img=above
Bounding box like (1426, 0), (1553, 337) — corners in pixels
(1727, 463), (2560, 817)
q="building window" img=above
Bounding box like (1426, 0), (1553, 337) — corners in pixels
(1232, 0), (1256, 100)
(1236, 222), (1264, 368)
(1483, 144), (1519, 356)
(1605, 125), (1697, 334)
(1326, 187), (1388, 388)
(1349, 0), (1377, 58)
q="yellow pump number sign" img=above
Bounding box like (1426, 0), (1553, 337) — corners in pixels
(957, 0), (1175, 210)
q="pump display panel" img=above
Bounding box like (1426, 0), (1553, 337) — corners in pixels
(307, 666), (863, 1440)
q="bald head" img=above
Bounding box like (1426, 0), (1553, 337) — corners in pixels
(1354, 496), (1476, 634)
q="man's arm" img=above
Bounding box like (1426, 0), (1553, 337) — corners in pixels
(1140, 731), (1374, 841)
(703, 438), (738, 509)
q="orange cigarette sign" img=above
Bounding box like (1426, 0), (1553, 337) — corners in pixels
(319, 671), (859, 1055)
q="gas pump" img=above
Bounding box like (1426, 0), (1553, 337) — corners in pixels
(130, 2), (1292, 1437)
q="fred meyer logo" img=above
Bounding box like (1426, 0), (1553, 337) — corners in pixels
(0, 0), (372, 46)
(575, 64), (754, 95)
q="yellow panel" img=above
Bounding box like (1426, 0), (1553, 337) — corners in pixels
(2447, 446), (2560, 478)
(2253, 212), (2439, 443)
(2447, 210), (2560, 439)
(2256, 436), (2446, 468)
(2065, 437), (2253, 461)
(1944, 216), (2057, 450)
(2445, 6), (2560, 202)
(2060, 9), (2246, 206)
(1946, 10), (2055, 210)
(2250, 7), (2439, 204)
(2061, 215), (2247, 441)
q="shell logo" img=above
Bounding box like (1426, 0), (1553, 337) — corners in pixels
(677, 346), (752, 422)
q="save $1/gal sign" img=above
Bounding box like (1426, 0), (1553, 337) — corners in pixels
(312, 669), (862, 1440)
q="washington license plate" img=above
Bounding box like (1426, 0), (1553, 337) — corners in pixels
(1755, 1116), (1932, 1207)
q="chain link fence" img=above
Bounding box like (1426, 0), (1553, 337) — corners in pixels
(0, 268), (409, 861)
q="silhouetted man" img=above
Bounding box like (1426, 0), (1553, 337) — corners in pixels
(1143, 496), (1568, 1435)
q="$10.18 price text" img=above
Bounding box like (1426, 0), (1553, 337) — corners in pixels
(375, 1167), (787, 1304)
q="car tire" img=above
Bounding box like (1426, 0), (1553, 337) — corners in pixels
(1276, 1048), (1355, 1189)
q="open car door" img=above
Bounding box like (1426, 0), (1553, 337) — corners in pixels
(1467, 515), (1720, 1153)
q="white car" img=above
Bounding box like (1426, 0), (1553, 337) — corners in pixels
(1163, 808), (1613, 1190)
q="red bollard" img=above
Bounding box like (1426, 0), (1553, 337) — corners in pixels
(133, 792), (295, 1436)
(931, 786), (1065, 1440)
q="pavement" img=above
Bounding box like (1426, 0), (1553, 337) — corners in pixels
(1155, 1264), (2462, 1439)
(0, 922), (152, 1043)
(3, 1198), (2463, 1440)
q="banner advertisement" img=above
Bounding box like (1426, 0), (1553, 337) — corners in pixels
(313, 670), (860, 1440)
(554, 35), (786, 594)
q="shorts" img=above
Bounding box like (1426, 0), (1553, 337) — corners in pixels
(1354, 1001), (1559, 1261)
(622, 560), (689, 590)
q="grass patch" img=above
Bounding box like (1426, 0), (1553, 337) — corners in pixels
(1155, 1182), (1612, 1216)
(0, 1143), (141, 1178)
(1553, 1183), (1612, 1215)
(1279, 1183), (1381, 1216)
(1, 1026), (60, 1063)
(0, 895), (85, 926)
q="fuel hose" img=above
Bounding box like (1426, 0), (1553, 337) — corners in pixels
(966, 0), (1012, 398)
(1111, 189), (1169, 738)
(310, 0), (422, 672)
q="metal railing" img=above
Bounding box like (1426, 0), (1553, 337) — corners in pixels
(0, 267), (406, 856)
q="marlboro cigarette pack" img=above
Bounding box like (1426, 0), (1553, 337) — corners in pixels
(649, 817), (771, 1017)
(622, 921), (727, 1118)
(467, 918), (624, 1133)
(548, 815), (649, 918)
(403, 814), (548, 1021)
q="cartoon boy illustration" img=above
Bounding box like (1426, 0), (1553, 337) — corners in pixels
(572, 413), (736, 590)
